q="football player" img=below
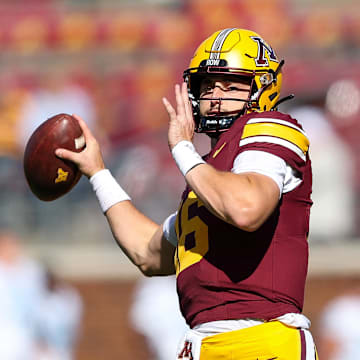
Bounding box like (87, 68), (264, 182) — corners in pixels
(56, 28), (318, 359)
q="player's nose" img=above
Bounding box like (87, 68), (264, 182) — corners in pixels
(210, 84), (224, 104)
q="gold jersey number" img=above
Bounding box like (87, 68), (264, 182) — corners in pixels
(175, 191), (209, 276)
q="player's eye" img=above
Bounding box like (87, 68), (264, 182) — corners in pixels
(228, 84), (251, 93)
(228, 86), (241, 91)
(200, 85), (214, 95)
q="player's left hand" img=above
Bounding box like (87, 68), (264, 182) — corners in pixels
(55, 114), (105, 178)
(163, 82), (195, 150)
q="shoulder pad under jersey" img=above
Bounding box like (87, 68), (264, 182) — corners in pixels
(239, 111), (309, 163)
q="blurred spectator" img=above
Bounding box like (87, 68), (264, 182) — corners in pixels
(0, 155), (31, 233)
(35, 268), (83, 360)
(14, 69), (97, 232)
(0, 87), (31, 158)
(16, 69), (96, 151)
(317, 290), (360, 359)
(0, 229), (83, 360)
(324, 79), (360, 238)
(288, 96), (355, 241)
(130, 276), (189, 360)
(0, 229), (46, 359)
(0, 82), (34, 234)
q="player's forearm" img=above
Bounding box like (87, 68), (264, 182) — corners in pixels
(170, 140), (262, 230)
(185, 164), (278, 232)
(105, 201), (163, 273)
(89, 169), (174, 275)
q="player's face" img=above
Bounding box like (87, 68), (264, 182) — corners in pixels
(199, 75), (251, 116)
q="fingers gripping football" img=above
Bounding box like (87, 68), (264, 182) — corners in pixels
(163, 82), (195, 150)
(55, 114), (105, 178)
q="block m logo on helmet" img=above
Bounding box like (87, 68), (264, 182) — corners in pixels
(178, 340), (194, 359)
(250, 36), (279, 66)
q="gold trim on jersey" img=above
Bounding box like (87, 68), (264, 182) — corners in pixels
(212, 142), (227, 158)
(246, 117), (307, 136)
(174, 191), (209, 276)
(188, 190), (197, 199)
(241, 122), (309, 156)
(239, 136), (306, 161)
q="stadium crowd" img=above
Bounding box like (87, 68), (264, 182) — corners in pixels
(0, 1), (360, 359)
(0, 0), (359, 243)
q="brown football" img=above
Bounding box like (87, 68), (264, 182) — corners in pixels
(23, 113), (85, 201)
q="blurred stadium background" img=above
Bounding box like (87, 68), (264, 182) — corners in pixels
(0, 0), (360, 358)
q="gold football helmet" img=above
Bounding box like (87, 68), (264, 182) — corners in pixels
(183, 28), (285, 134)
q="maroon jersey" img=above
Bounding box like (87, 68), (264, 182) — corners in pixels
(174, 111), (312, 328)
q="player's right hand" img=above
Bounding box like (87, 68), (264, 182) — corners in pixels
(163, 82), (195, 150)
(55, 114), (105, 178)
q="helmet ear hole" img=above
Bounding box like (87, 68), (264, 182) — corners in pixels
(260, 73), (274, 86)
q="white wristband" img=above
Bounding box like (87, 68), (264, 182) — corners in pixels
(90, 169), (131, 213)
(171, 140), (205, 176)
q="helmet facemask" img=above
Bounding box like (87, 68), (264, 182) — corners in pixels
(185, 72), (254, 136)
(184, 60), (284, 136)
(183, 28), (285, 136)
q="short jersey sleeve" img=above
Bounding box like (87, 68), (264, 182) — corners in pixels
(238, 113), (310, 173)
(232, 150), (302, 195)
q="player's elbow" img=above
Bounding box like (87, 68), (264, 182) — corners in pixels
(138, 262), (163, 277)
(139, 265), (157, 277)
(130, 252), (155, 277)
(139, 264), (174, 277)
(229, 205), (264, 232)
(136, 237), (176, 276)
(138, 258), (175, 277)
(136, 257), (159, 277)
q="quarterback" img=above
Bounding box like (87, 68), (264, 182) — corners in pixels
(56, 28), (318, 359)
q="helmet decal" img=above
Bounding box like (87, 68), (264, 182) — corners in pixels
(250, 36), (279, 67)
(207, 28), (237, 66)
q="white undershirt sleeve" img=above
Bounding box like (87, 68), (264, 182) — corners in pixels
(162, 212), (178, 247)
(231, 150), (302, 195)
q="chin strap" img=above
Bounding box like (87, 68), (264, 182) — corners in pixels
(197, 113), (239, 133)
(271, 94), (295, 110)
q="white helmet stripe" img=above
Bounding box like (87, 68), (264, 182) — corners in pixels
(210, 28), (237, 60)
